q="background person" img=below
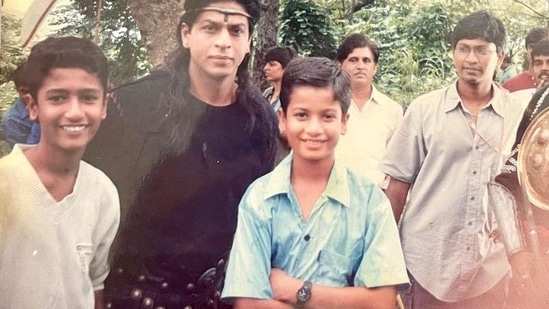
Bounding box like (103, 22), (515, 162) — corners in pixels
(498, 55), (517, 84)
(1, 62), (41, 148)
(381, 11), (525, 309)
(503, 27), (547, 92)
(335, 33), (403, 184)
(262, 46), (297, 111)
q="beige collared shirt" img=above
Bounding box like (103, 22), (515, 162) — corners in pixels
(336, 85), (403, 184)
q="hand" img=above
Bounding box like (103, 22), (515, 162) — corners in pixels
(269, 268), (302, 303)
(537, 75), (549, 89)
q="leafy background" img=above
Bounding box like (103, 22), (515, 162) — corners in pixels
(1, 0), (547, 156)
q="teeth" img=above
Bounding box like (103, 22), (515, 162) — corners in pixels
(63, 126), (85, 132)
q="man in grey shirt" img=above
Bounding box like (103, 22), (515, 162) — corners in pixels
(381, 11), (525, 309)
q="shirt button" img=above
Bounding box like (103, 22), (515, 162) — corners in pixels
(472, 171), (477, 175)
(468, 221), (473, 226)
(466, 247), (471, 251)
(304, 235), (311, 241)
(475, 146), (480, 150)
(470, 196), (475, 201)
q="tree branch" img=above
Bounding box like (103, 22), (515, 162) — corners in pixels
(512, 0), (546, 18)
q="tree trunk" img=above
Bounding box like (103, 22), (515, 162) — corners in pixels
(126, 0), (184, 68)
(252, 0), (279, 90)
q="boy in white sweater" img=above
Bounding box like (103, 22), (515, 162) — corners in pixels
(0, 37), (120, 309)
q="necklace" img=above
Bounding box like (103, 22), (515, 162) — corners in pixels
(460, 106), (503, 155)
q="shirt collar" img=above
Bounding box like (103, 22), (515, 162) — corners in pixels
(369, 84), (382, 105)
(264, 153), (351, 208)
(443, 80), (505, 116)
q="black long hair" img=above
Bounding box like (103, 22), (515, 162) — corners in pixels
(161, 0), (263, 150)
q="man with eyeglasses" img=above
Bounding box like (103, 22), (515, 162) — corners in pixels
(503, 27), (547, 93)
(381, 11), (526, 309)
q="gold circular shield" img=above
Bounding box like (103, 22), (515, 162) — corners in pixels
(518, 107), (549, 210)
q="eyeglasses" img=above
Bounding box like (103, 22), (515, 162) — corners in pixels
(455, 46), (496, 57)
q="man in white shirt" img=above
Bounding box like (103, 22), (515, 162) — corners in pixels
(335, 33), (403, 184)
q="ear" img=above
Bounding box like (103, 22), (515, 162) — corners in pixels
(372, 63), (378, 77)
(181, 23), (191, 48)
(496, 52), (505, 68)
(246, 38), (252, 54)
(341, 112), (350, 135)
(27, 95), (39, 122)
(277, 108), (286, 133)
(101, 97), (107, 120)
(20, 93), (32, 107)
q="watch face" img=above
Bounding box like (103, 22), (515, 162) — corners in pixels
(297, 289), (309, 302)
(296, 281), (312, 303)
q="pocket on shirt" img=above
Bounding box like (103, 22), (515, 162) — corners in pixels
(317, 245), (361, 285)
(76, 243), (93, 273)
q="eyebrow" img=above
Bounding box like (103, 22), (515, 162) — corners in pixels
(456, 43), (491, 48)
(45, 88), (101, 94)
(197, 17), (248, 28)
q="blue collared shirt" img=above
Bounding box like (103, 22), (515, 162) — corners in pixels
(381, 81), (525, 301)
(0, 98), (40, 148)
(222, 154), (408, 302)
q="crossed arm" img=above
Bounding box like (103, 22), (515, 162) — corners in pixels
(233, 269), (397, 309)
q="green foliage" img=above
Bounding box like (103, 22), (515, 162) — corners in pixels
(0, 14), (28, 86)
(50, 0), (151, 85)
(1, 14), (28, 152)
(279, 0), (341, 58)
(342, 1), (455, 108)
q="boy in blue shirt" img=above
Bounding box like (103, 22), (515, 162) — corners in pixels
(221, 57), (408, 309)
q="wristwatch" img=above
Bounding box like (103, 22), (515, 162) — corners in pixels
(296, 280), (312, 308)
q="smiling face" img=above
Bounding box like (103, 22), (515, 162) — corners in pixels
(453, 39), (503, 86)
(28, 68), (106, 153)
(339, 47), (377, 89)
(279, 85), (348, 165)
(181, 1), (251, 82)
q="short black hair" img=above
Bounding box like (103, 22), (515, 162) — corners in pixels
(335, 33), (379, 64)
(525, 28), (547, 49)
(10, 62), (28, 90)
(24, 36), (109, 100)
(264, 46), (297, 68)
(451, 11), (506, 53)
(532, 39), (549, 60)
(279, 57), (351, 115)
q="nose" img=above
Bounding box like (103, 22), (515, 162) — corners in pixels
(305, 116), (323, 135)
(264, 63), (269, 72)
(215, 28), (232, 49)
(65, 97), (85, 120)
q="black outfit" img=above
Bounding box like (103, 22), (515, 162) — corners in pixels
(496, 85), (549, 228)
(84, 71), (278, 308)
(495, 85), (549, 309)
